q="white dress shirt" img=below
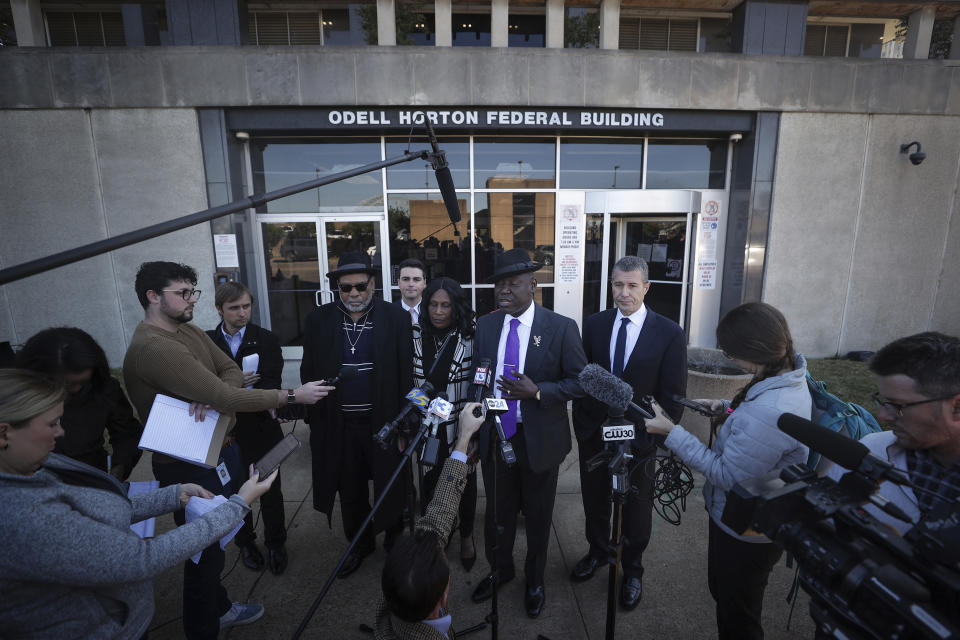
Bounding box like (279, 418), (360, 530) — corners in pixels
(401, 299), (421, 325)
(608, 304), (647, 374)
(495, 302), (536, 423)
(220, 324), (247, 358)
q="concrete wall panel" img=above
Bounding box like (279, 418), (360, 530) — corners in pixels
(298, 52), (358, 105)
(637, 56), (692, 108)
(355, 52), (416, 105)
(0, 110), (127, 363)
(413, 51), (472, 104)
(764, 113), (868, 356)
(528, 54), (584, 105)
(246, 52), (301, 105)
(931, 196), (960, 336)
(840, 115), (960, 353)
(470, 52), (529, 105)
(89, 109), (218, 346)
(583, 54), (638, 108)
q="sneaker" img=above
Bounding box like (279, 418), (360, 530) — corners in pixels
(219, 602), (264, 630)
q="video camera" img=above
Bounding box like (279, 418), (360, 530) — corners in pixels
(722, 459), (960, 639)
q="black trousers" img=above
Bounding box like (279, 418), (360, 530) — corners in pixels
(233, 416), (287, 549)
(339, 416), (403, 553)
(707, 518), (783, 640)
(577, 431), (656, 580)
(153, 443), (243, 640)
(480, 424), (560, 588)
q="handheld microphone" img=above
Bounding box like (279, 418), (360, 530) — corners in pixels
(472, 358), (492, 405)
(374, 381), (437, 448)
(421, 393), (452, 467)
(777, 413), (912, 486)
(478, 398), (517, 466)
(425, 120), (461, 224)
(324, 366), (358, 387)
(578, 363), (655, 424)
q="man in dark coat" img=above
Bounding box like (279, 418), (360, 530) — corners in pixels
(469, 248), (587, 618)
(301, 252), (414, 578)
(571, 255), (687, 610)
(207, 281), (289, 575)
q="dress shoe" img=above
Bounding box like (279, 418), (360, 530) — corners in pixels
(525, 585), (545, 618)
(337, 547), (373, 579)
(620, 576), (643, 610)
(460, 535), (476, 572)
(470, 571), (513, 603)
(570, 554), (601, 582)
(268, 546), (288, 575)
(240, 543), (265, 572)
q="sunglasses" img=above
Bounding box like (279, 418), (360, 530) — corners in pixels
(338, 278), (372, 294)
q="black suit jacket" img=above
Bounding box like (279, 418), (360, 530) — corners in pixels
(474, 304), (587, 473)
(572, 308), (687, 453)
(206, 322), (283, 429)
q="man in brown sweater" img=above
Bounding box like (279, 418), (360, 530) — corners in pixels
(123, 261), (331, 640)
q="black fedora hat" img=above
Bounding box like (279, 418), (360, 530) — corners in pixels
(326, 251), (377, 280)
(486, 248), (542, 284)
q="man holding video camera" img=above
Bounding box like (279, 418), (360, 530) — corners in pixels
(376, 403), (484, 639)
(828, 331), (960, 533)
(571, 256), (687, 610)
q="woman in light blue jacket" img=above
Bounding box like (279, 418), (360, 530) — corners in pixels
(646, 302), (811, 640)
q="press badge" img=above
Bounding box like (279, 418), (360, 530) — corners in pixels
(216, 461), (231, 486)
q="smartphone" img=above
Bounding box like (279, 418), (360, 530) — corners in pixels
(254, 433), (301, 479)
(669, 394), (719, 417)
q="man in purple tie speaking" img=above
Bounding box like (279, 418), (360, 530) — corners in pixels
(469, 248), (586, 618)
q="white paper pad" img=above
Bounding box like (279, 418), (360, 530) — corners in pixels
(138, 395), (223, 466)
(185, 495), (244, 564)
(241, 353), (259, 389)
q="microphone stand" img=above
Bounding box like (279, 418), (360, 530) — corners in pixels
(291, 416), (433, 639)
(586, 438), (635, 640)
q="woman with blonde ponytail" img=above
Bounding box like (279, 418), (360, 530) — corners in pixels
(645, 302), (811, 640)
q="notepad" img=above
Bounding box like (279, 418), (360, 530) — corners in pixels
(185, 495), (244, 564)
(241, 353), (259, 389)
(138, 394), (231, 468)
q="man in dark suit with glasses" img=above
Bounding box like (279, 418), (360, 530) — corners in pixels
(301, 251), (414, 578)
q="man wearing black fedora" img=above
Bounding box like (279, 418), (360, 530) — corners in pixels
(469, 248), (587, 618)
(301, 251), (414, 577)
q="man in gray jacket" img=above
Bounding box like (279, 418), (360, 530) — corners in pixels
(827, 332), (960, 534)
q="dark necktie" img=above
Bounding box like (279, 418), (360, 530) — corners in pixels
(612, 317), (629, 378)
(500, 318), (521, 439)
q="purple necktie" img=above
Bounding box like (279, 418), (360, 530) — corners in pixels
(500, 318), (521, 439)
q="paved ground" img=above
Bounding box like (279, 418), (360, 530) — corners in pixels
(138, 417), (817, 639)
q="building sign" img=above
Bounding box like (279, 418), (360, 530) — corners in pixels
(228, 108), (753, 134)
(696, 200), (722, 290)
(214, 234), (240, 269)
(556, 204), (583, 284)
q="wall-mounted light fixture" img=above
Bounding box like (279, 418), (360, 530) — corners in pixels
(900, 141), (926, 166)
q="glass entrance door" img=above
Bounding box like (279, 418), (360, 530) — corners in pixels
(613, 217), (689, 324)
(256, 215), (388, 355)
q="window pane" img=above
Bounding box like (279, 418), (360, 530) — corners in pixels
(261, 221), (321, 347)
(804, 24), (826, 56)
(102, 12), (125, 46)
(475, 286), (553, 315)
(583, 214), (605, 318)
(565, 6), (599, 48)
(509, 14), (545, 47)
(398, 3), (434, 46)
(474, 193), (555, 284)
(824, 25), (848, 57)
(638, 18), (668, 50)
(324, 5), (373, 45)
(646, 140), (726, 189)
(668, 19), (697, 51)
(848, 23), (883, 59)
(289, 12), (322, 45)
(254, 13), (289, 45)
(474, 138), (556, 188)
(388, 194), (471, 283)
(619, 18), (638, 49)
(453, 13), (491, 46)
(699, 17), (730, 53)
(559, 139), (643, 189)
(385, 138), (470, 189)
(74, 12), (104, 46)
(325, 221), (383, 292)
(252, 139), (383, 213)
(46, 12), (77, 46)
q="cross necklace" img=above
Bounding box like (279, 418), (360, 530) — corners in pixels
(345, 316), (368, 355)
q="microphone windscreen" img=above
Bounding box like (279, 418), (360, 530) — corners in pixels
(578, 363), (633, 413)
(435, 166), (461, 224)
(777, 413), (869, 470)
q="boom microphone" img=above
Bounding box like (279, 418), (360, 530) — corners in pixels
(777, 413), (912, 486)
(374, 381), (437, 448)
(425, 120), (462, 224)
(578, 363), (654, 423)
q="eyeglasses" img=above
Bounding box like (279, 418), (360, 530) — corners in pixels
(338, 278), (372, 294)
(161, 288), (202, 301)
(871, 393), (952, 417)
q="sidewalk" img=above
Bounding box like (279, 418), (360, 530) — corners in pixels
(140, 419), (816, 639)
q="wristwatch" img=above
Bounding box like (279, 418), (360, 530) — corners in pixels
(287, 389), (297, 405)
